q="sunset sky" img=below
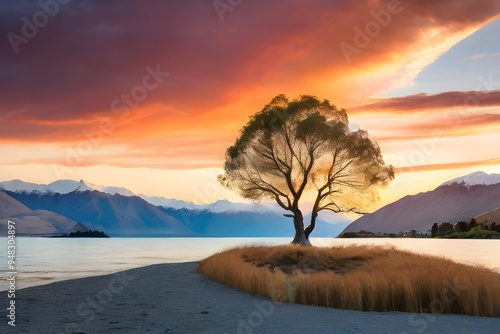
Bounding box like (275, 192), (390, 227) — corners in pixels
(1, 0), (499, 210)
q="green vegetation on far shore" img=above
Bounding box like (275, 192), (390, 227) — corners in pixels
(431, 218), (500, 239)
(341, 218), (500, 239)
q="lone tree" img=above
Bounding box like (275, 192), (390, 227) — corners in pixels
(219, 95), (394, 245)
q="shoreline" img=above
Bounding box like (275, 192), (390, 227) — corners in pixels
(1, 262), (499, 333)
(2, 237), (499, 293)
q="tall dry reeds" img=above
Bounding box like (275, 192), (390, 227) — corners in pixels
(197, 244), (500, 317)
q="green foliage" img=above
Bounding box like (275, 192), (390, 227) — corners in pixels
(465, 229), (499, 239)
(438, 222), (454, 235)
(453, 221), (471, 233)
(342, 220), (500, 240)
(433, 222), (499, 239)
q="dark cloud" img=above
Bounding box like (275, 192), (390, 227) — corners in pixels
(353, 90), (500, 113)
(372, 113), (500, 143)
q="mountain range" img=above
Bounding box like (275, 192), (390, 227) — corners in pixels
(0, 179), (348, 237)
(3, 171), (499, 237)
(0, 179), (279, 212)
(341, 171), (500, 234)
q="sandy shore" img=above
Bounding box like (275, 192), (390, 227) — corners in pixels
(1, 262), (499, 333)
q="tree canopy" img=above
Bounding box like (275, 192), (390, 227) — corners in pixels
(219, 94), (394, 244)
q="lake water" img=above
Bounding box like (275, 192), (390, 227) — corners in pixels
(1, 237), (499, 291)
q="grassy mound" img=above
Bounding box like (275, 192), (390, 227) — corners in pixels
(198, 244), (500, 317)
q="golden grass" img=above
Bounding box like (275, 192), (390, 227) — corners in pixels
(197, 244), (500, 317)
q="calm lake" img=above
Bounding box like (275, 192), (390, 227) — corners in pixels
(1, 237), (499, 291)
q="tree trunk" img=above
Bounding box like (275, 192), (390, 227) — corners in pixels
(304, 211), (317, 239)
(290, 210), (311, 245)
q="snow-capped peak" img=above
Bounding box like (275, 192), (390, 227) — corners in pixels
(138, 194), (206, 210)
(48, 179), (86, 193)
(0, 179), (48, 193)
(75, 179), (93, 192)
(97, 185), (135, 197)
(0, 179), (136, 197)
(441, 171), (500, 187)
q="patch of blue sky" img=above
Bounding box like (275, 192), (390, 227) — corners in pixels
(385, 19), (500, 97)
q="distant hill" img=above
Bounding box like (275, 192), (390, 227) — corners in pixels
(0, 179), (284, 212)
(160, 207), (348, 237)
(341, 172), (500, 234)
(5, 190), (192, 237)
(476, 207), (500, 225)
(0, 192), (88, 236)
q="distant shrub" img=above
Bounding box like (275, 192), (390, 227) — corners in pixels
(65, 230), (109, 238)
(431, 223), (438, 237)
(340, 230), (377, 238)
(465, 229), (499, 239)
(342, 232), (360, 238)
(438, 222), (454, 234)
(454, 221), (471, 233)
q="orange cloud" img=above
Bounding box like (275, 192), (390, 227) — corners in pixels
(395, 158), (500, 173)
